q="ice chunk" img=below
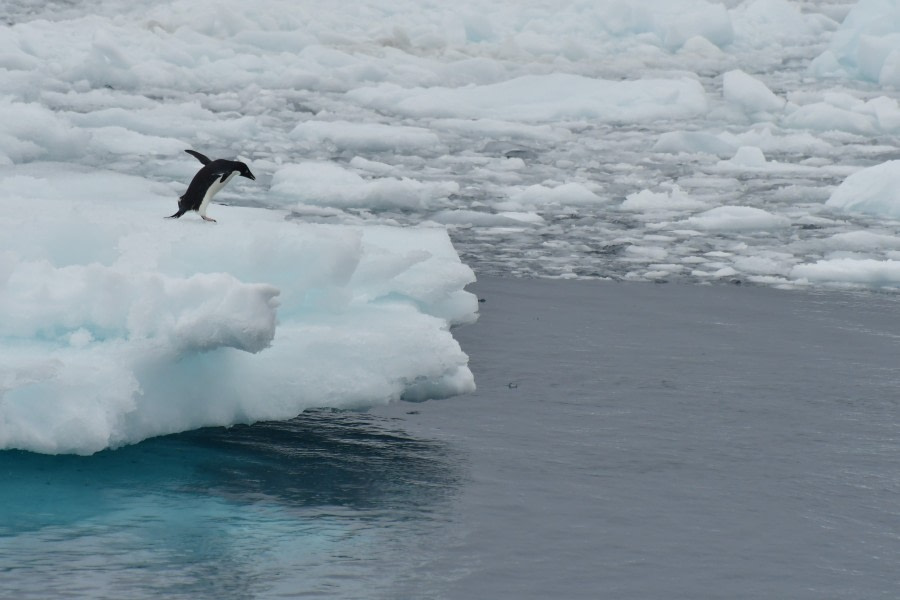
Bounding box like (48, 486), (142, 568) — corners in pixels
(722, 69), (785, 114)
(826, 160), (900, 218)
(723, 146), (768, 168)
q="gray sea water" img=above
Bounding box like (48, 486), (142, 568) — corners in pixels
(5, 276), (900, 598)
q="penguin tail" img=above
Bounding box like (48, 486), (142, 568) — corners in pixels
(167, 200), (187, 219)
(167, 195), (189, 219)
(185, 149), (211, 165)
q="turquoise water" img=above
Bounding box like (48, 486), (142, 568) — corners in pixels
(0, 411), (461, 599)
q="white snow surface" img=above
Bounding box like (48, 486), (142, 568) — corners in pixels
(10, 0), (900, 449)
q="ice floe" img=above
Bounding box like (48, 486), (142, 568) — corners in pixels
(0, 166), (476, 454)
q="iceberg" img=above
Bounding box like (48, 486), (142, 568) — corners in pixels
(0, 165), (477, 455)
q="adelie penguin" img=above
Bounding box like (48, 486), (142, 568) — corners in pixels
(167, 149), (256, 222)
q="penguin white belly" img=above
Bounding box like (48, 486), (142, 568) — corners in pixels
(199, 171), (238, 217)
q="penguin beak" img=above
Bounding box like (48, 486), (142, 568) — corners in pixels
(242, 171), (256, 181)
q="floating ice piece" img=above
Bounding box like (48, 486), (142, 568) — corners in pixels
(826, 160), (900, 218)
(723, 69), (786, 114)
(722, 146), (768, 168)
(682, 206), (791, 231)
(678, 35), (728, 58)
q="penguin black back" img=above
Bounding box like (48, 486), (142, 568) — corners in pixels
(167, 149), (256, 222)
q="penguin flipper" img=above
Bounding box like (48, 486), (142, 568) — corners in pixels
(185, 149), (212, 165)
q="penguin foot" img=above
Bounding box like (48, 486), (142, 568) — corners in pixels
(201, 215), (217, 223)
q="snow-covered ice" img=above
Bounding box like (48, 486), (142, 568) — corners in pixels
(9, 0), (900, 450)
(0, 165), (475, 454)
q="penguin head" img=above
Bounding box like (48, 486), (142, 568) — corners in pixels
(237, 162), (256, 181)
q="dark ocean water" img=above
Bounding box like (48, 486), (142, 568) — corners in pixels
(5, 276), (900, 599)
